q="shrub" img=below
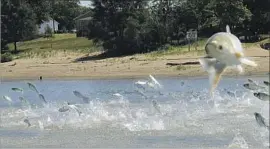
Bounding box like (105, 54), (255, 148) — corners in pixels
(1, 52), (13, 63)
(44, 25), (53, 38)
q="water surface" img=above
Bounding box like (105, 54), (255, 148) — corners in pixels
(0, 76), (269, 148)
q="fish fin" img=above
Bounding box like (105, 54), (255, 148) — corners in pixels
(198, 57), (216, 73)
(237, 65), (244, 74)
(226, 25), (231, 33)
(239, 58), (257, 67)
(199, 58), (227, 96)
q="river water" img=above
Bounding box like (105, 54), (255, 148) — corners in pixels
(0, 76), (269, 148)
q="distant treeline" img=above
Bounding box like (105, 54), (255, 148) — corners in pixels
(87, 0), (269, 54)
(1, 0), (269, 55)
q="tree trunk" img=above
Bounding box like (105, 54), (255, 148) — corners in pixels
(14, 41), (17, 52)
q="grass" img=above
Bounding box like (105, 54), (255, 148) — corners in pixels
(148, 37), (270, 58)
(176, 65), (189, 71)
(7, 33), (98, 58)
(1, 52), (13, 62)
(5, 33), (269, 60)
(147, 38), (208, 57)
(242, 38), (269, 49)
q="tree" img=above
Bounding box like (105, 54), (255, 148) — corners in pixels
(25, 0), (52, 24)
(1, 0), (37, 52)
(244, 0), (270, 34)
(50, 0), (87, 31)
(212, 0), (252, 31)
(89, 0), (150, 54)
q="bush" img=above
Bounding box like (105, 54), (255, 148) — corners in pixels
(1, 52), (13, 63)
(44, 25), (53, 38)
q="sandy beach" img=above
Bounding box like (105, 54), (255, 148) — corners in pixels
(1, 47), (269, 81)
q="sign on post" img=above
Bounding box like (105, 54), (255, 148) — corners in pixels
(186, 30), (198, 51)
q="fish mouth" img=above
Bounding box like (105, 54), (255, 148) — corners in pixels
(243, 84), (248, 87)
(254, 112), (259, 117)
(235, 52), (244, 59)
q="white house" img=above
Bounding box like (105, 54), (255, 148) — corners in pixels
(37, 18), (59, 34)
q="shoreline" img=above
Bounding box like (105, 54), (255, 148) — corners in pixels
(1, 71), (268, 82)
(1, 47), (269, 82)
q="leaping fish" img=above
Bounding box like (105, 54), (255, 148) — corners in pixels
(253, 92), (270, 101)
(113, 93), (124, 100)
(149, 75), (162, 88)
(58, 106), (70, 112)
(134, 75), (162, 90)
(247, 79), (256, 84)
(199, 25), (257, 96)
(27, 82), (39, 93)
(24, 118), (31, 127)
(2, 95), (12, 102)
(58, 102), (82, 116)
(73, 91), (90, 104)
(263, 81), (269, 87)
(11, 88), (24, 93)
(19, 96), (30, 107)
(243, 83), (265, 91)
(38, 94), (47, 104)
(254, 112), (269, 130)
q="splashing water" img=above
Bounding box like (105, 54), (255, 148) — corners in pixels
(228, 132), (249, 148)
(0, 76), (269, 148)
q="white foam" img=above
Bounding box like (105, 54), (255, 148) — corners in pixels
(228, 133), (249, 149)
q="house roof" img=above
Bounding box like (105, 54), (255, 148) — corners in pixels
(41, 17), (59, 24)
(77, 16), (92, 21)
(74, 10), (93, 21)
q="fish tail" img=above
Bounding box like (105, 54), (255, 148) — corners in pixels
(198, 58), (215, 73)
(236, 65), (244, 74)
(226, 25), (231, 33)
(239, 58), (257, 67)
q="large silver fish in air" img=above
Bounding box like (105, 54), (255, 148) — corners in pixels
(199, 25), (257, 96)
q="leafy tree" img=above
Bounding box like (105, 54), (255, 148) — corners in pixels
(89, 0), (149, 54)
(212, 0), (252, 31)
(50, 0), (87, 31)
(244, 0), (270, 34)
(25, 0), (52, 24)
(1, 0), (37, 52)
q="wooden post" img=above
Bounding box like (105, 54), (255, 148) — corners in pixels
(188, 39), (190, 51)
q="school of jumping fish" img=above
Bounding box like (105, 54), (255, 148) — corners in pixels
(2, 76), (269, 131)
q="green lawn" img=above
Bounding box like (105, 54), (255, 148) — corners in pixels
(7, 33), (98, 58)
(147, 38), (208, 57)
(148, 38), (269, 57)
(5, 33), (269, 59)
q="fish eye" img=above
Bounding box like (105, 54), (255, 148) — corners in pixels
(218, 45), (223, 50)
